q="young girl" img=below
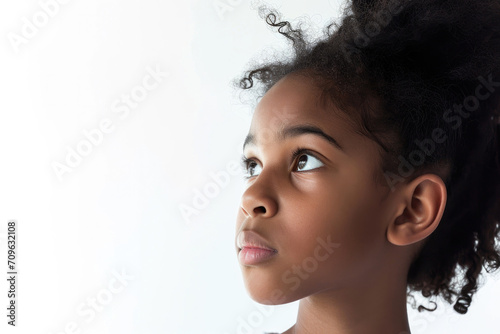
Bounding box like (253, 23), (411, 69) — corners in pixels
(233, 0), (500, 333)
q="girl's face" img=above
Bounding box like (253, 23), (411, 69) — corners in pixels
(235, 73), (400, 304)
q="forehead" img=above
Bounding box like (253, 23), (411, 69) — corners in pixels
(253, 73), (324, 121)
(248, 73), (357, 144)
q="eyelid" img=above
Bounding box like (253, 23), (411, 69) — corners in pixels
(291, 147), (322, 165)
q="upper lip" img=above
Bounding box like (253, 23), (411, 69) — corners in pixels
(237, 230), (277, 252)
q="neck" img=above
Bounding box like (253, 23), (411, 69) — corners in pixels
(286, 261), (412, 334)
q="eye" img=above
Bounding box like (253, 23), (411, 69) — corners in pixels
(240, 147), (325, 180)
(294, 152), (324, 172)
(240, 156), (263, 179)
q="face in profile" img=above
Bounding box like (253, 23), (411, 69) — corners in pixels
(235, 72), (399, 305)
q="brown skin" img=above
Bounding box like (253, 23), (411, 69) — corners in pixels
(234, 72), (447, 334)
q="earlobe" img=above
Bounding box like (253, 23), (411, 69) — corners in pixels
(387, 174), (447, 246)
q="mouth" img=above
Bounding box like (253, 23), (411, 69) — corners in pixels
(236, 230), (277, 252)
(238, 247), (278, 265)
(236, 229), (278, 265)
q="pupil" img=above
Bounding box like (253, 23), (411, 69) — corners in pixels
(297, 155), (307, 169)
(249, 162), (256, 174)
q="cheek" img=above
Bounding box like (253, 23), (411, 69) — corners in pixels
(319, 194), (388, 285)
(283, 178), (388, 287)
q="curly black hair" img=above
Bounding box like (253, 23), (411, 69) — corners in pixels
(232, 0), (500, 315)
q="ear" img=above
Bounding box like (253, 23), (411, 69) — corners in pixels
(387, 174), (447, 246)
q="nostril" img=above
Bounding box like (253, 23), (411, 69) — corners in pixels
(254, 206), (266, 214)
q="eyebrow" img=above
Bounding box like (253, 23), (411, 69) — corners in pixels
(242, 124), (344, 152)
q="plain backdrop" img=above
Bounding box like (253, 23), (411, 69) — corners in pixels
(0, 0), (499, 333)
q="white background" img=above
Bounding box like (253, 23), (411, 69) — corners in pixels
(0, 0), (498, 333)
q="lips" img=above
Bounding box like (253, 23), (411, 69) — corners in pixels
(236, 230), (278, 266)
(236, 230), (277, 253)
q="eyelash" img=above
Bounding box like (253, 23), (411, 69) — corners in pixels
(240, 147), (321, 180)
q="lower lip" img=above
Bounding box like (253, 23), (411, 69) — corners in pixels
(238, 247), (277, 265)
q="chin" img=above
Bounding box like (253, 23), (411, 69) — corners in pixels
(245, 285), (299, 305)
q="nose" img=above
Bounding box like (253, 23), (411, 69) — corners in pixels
(240, 177), (278, 218)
